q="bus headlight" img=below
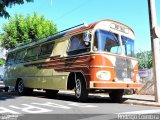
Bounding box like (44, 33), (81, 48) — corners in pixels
(96, 71), (111, 80)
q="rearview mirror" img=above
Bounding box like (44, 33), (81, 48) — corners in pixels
(83, 31), (91, 46)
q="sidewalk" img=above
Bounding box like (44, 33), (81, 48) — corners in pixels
(123, 94), (160, 107)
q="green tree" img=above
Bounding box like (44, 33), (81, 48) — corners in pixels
(0, 0), (33, 18)
(136, 50), (152, 69)
(0, 58), (5, 66)
(0, 33), (3, 41)
(0, 12), (58, 49)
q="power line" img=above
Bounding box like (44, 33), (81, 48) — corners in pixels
(54, 0), (86, 21)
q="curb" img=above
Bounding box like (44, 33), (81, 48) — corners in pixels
(124, 100), (160, 107)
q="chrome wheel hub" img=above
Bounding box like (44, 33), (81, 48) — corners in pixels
(18, 81), (24, 93)
(75, 79), (81, 98)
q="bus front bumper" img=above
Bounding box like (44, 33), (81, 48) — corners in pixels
(90, 81), (142, 89)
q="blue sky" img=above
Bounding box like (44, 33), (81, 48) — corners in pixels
(0, 0), (160, 52)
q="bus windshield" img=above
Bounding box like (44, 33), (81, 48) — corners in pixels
(94, 30), (121, 54)
(94, 30), (134, 57)
(121, 36), (134, 57)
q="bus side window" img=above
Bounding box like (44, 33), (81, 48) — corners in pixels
(38, 42), (54, 58)
(67, 33), (90, 55)
(6, 52), (15, 66)
(15, 49), (26, 63)
(25, 46), (40, 61)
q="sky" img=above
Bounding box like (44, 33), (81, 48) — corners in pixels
(0, 0), (160, 53)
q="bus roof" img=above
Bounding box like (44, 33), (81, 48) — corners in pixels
(8, 19), (134, 53)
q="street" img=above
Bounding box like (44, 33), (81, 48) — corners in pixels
(0, 90), (160, 120)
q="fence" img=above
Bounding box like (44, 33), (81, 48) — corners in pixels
(138, 68), (154, 95)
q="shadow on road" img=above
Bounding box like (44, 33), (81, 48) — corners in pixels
(0, 90), (128, 103)
(0, 91), (18, 101)
(31, 91), (128, 103)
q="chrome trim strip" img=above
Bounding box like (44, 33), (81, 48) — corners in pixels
(90, 81), (134, 84)
(7, 74), (91, 79)
(43, 65), (90, 70)
(89, 66), (114, 68)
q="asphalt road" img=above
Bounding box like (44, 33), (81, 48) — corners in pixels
(0, 90), (160, 120)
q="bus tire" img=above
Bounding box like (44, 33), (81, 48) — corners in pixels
(46, 90), (59, 97)
(4, 87), (9, 92)
(74, 75), (88, 101)
(16, 80), (25, 95)
(16, 79), (31, 95)
(109, 89), (124, 103)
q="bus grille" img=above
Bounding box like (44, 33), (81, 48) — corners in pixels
(115, 57), (133, 81)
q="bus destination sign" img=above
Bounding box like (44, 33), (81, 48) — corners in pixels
(110, 23), (129, 34)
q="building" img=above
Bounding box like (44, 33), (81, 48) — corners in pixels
(0, 47), (7, 59)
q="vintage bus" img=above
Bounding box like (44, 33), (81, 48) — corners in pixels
(3, 19), (141, 102)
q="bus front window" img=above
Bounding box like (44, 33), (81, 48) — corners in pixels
(94, 30), (121, 54)
(121, 36), (134, 57)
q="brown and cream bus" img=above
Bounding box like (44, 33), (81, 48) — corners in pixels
(3, 19), (141, 102)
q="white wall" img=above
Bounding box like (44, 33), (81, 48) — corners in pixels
(0, 47), (7, 59)
(0, 66), (4, 75)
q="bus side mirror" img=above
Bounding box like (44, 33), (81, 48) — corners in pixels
(83, 31), (91, 46)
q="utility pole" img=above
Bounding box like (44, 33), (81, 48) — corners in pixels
(148, 0), (160, 102)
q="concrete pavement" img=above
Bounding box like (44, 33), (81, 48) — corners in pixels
(123, 94), (160, 107)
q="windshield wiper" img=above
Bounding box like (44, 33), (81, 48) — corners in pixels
(109, 31), (119, 43)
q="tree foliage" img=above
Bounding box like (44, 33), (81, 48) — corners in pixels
(0, 12), (58, 49)
(0, 58), (5, 66)
(136, 50), (152, 69)
(0, 0), (33, 18)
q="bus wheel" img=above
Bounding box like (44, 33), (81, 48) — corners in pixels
(74, 75), (88, 101)
(16, 80), (26, 95)
(46, 90), (59, 97)
(4, 87), (9, 92)
(16, 80), (33, 95)
(109, 89), (124, 103)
